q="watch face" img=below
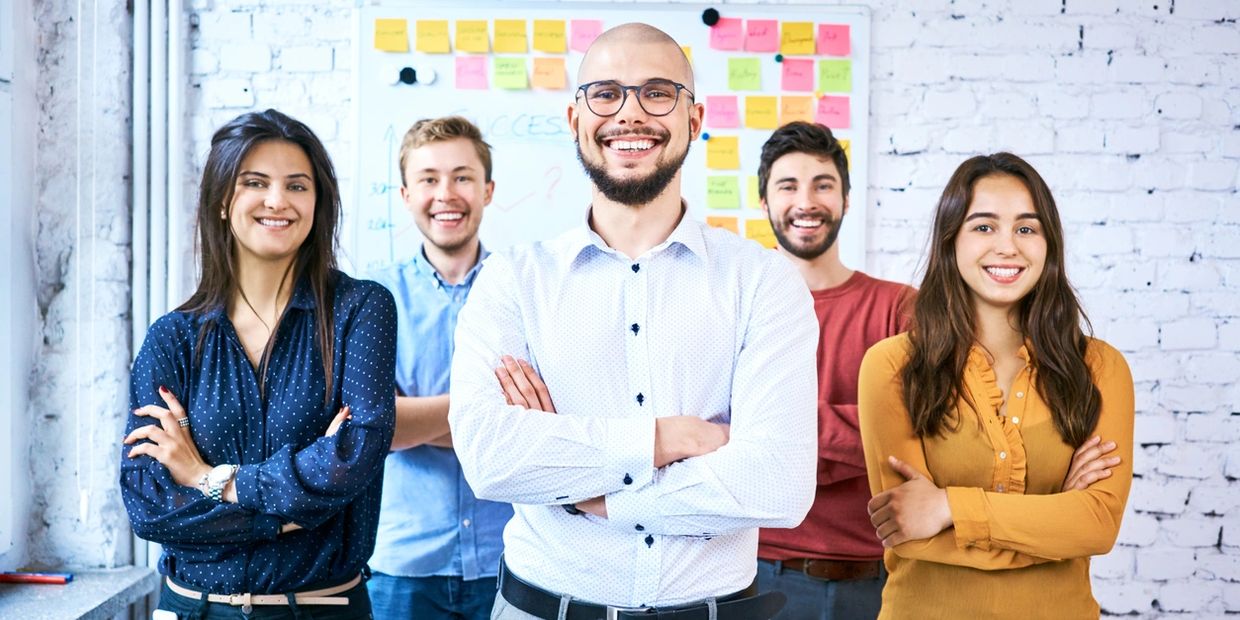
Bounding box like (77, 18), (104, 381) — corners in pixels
(208, 465), (234, 486)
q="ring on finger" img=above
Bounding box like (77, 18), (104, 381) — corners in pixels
(177, 417), (190, 428)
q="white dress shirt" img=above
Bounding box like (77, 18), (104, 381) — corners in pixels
(449, 209), (818, 607)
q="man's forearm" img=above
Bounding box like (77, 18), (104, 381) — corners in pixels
(392, 394), (451, 450)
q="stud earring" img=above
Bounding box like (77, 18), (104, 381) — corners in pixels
(220, 209), (227, 220)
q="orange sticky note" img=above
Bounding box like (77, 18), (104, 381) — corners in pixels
(745, 218), (777, 249)
(706, 136), (740, 170)
(681, 45), (693, 64)
(415, 20), (450, 53)
(533, 19), (567, 53)
(532, 57), (566, 89)
(455, 20), (489, 53)
(780, 96), (815, 125)
(745, 96), (778, 129)
(374, 18), (409, 53)
(494, 19), (528, 53)
(780, 21), (815, 56)
(706, 216), (739, 234)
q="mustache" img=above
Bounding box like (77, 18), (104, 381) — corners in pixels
(595, 127), (670, 141)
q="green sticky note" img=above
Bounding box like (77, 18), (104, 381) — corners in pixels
(747, 175), (762, 209)
(494, 57), (529, 89)
(818, 59), (852, 93)
(728, 58), (762, 91)
(707, 176), (741, 210)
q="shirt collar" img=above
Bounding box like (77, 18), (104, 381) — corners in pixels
(414, 243), (490, 289)
(561, 201), (707, 268)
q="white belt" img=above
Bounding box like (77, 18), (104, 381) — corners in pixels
(164, 573), (360, 609)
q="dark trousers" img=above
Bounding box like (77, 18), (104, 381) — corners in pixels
(368, 572), (498, 620)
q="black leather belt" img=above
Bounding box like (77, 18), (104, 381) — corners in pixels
(499, 561), (786, 620)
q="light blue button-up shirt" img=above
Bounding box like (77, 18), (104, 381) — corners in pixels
(368, 246), (511, 580)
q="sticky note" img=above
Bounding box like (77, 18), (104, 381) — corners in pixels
(707, 176), (741, 210)
(747, 175), (762, 209)
(746, 219), (777, 249)
(570, 19), (603, 53)
(780, 96), (815, 125)
(494, 57), (529, 89)
(709, 17), (744, 51)
(780, 22), (815, 56)
(706, 96), (740, 129)
(374, 18), (409, 53)
(781, 58), (814, 92)
(815, 95), (851, 128)
(840, 139), (852, 164)
(455, 56), (488, 89)
(818, 24), (851, 56)
(681, 45), (693, 64)
(706, 136), (740, 170)
(746, 19), (779, 52)
(455, 20), (489, 53)
(707, 216), (739, 233)
(415, 20), (450, 53)
(494, 20), (528, 53)
(533, 19), (567, 53)
(532, 57), (566, 89)
(818, 59), (852, 92)
(728, 58), (762, 91)
(745, 96), (778, 129)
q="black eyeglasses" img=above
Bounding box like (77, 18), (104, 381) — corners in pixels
(575, 79), (695, 118)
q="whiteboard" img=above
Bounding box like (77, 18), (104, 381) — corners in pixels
(349, 1), (870, 274)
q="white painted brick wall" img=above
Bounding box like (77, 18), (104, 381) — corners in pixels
(181, 0), (1238, 617)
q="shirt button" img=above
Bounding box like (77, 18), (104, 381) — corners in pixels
(997, 484), (1006, 492)
(644, 534), (654, 547)
(999, 451), (1007, 460)
(635, 393), (644, 406)
(1015, 391), (1025, 398)
(462, 519), (472, 527)
(631, 264), (640, 273)
(631, 323), (640, 335)
(1011, 416), (1020, 424)
(635, 524), (644, 531)
(623, 473), (633, 485)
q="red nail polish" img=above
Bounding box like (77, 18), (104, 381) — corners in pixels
(159, 385), (169, 394)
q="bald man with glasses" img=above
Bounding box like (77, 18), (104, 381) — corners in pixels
(449, 23), (818, 620)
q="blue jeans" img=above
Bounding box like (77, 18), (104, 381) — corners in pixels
(157, 576), (372, 619)
(756, 560), (885, 620)
(368, 572), (498, 620)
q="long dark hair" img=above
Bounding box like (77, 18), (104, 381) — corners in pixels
(902, 153), (1100, 447)
(179, 109), (340, 400)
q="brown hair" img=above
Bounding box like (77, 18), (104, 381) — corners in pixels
(398, 116), (493, 185)
(902, 152), (1101, 447)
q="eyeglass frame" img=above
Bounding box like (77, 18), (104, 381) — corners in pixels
(574, 79), (696, 118)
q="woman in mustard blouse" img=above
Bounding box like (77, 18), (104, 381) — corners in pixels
(858, 153), (1134, 619)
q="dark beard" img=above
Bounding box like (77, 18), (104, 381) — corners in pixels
(576, 138), (689, 206)
(771, 214), (843, 260)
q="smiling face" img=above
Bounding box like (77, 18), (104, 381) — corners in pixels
(954, 174), (1048, 316)
(226, 139), (316, 271)
(569, 25), (703, 206)
(762, 151), (847, 261)
(401, 137), (493, 255)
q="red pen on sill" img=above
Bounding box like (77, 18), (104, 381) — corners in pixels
(0, 571), (74, 584)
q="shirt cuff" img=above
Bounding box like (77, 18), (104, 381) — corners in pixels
(603, 472), (660, 533)
(605, 416), (656, 494)
(233, 463), (263, 513)
(947, 486), (992, 551)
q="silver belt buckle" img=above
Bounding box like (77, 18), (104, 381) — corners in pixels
(606, 605), (646, 620)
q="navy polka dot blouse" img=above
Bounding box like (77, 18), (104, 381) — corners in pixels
(120, 271), (396, 594)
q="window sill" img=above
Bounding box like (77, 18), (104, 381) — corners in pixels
(0, 566), (158, 619)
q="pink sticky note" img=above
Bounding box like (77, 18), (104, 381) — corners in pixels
(706, 96), (740, 129)
(709, 17), (743, 51)
(745, 19), (779, 52)
(818, 24), (851, 56)
(455, 56), (488, 89)
(570, 19), (603, 53)
(815, 95), (851, 129)
(781, 58), (814, 92)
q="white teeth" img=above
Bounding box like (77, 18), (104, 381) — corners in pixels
(791, 218), (823, 228)
(610, 140), (655, 151)
(433, 212), (464, 221)
(259, 218), (290, 228)
(986, 267), (1021, 278)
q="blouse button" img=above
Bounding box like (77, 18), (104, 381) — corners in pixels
(1011, 416), (1020, 424)
(999, 451), (1007, 460)
(997, 484), (1006, 492)
(1015, 391), (1025, 398)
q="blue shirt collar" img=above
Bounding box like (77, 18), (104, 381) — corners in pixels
(413, 243), (489, 289)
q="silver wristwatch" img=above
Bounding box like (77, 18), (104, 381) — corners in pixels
(198, 464), (238, 502)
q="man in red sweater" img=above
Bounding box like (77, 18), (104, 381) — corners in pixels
(755, 121), (914, 619)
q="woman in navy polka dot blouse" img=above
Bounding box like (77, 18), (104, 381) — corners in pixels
(120, 109), (396, 618)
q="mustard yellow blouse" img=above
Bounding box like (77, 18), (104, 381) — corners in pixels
(858, 334), (1133, 620)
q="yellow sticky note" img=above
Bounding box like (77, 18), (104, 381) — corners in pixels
(747, 175), (762, 209)
(533, 19), (567, 53)
(456, 20), (489, 53)
(494, 20), (528, 53)
(840, 139), (851, 165)
(374, 18), (409, 53)
(780, 22), (815, 56)
(415, 20), (450, 54)
(780, 96), (815, 125)
(746, 218), (777, 249)
(494, 57), (529, 89)
(745, 96), (778, 129)
(706, 216), (739, 234)
(706, 136), (740, 170)
(707, 176), (741, 209)
(681, 45), (693, 64)
(532, 57), (566, 89)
